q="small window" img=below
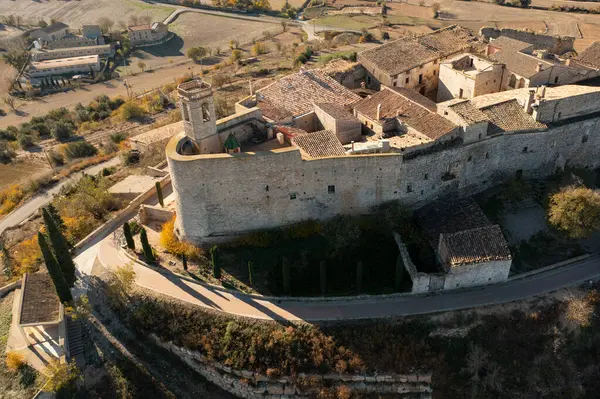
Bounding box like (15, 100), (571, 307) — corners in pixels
(406, 184), (413, 193)
(424, 173), (428, 180)
(290, 193), (297, 200)
(554, 76), (559, 84)
(418, 74), (423, 84)
(265, 185), (269, 192)
(405, 77), (409, 84)
(478, 133), (482, 139)
(467, 156), (472, 162)
(201, 103), (211, 122)
(582, 135), (588, 143)
(459, 88), (464, 99)
(444, 111), (448, 116)
(522, 147), (528, 153)
(557, 112), (562, 119)
(328, 185), (335, 194)
(485, 152), (489, 159)
(434, 59), (438, 65)
(433, 70), (436, 76)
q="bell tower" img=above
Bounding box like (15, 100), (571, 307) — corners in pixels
(177, 79), (221, 154)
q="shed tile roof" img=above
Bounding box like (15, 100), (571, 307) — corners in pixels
(577, 41), (600, 69)
(447, 100), (490, 125)
(358, 25), (475, 76)
(38, 22), (69, 35)
(292, 130), (346, 158)
(488, 37), (554, 78)
(257, 99), (293, 121)
(256, 69), (360, 118)
(353, 87), (457, 140)
(441, 225), (511, 267)
(479, 99), (546, 134)
(416, 197), (492, 247)
(19, 273), (61, 325)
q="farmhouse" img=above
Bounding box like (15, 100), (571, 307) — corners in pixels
(128, 22), (169, 46)
(30, 22), (69, 42)
(358, 25), (476, 95)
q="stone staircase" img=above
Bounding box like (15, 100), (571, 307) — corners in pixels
(66, 317), (84, 361)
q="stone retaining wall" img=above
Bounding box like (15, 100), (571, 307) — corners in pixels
(151, 334), (432, 398)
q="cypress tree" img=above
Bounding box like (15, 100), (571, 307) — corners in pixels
(46, 204), (66, 234)
(210, 246), (221, 279)
(38, 232), (72, 303)
(319, 260), (326, 296)
(282, 257), (291, 295)
(42, 208), (76, 287)
(182, 254), (188, 271)
(123, 222), (135, 250)
(356, 261), (363, 294)
(247, 261), (253, 287)
(156, 182), (164, 208)
(395, 255), (405, 292)
(140, 228), (155, 264)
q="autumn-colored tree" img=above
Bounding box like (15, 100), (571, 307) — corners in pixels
(548, 187), (600, 239)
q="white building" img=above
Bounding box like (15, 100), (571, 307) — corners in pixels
(31, 44), (113, 61)
(127, 22), (169, 46)
(30, 22), (69, 42)
(28, 55), (101, 78)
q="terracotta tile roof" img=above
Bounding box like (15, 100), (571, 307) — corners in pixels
(441, 225), (511, 267)
(479, 99), (546, 134)
(256, 69), (360, 118)
(358, 25), (475, 76)
(353, 87), (457, 140)
(577, 41), (600, 69)
(257, 99), (293, 121)
(448, 100), (489, 125)
(19, 273), (61, 325)
(488, 37), (554, 78)
(314, 102), (357, 123)
(292, 130), (346, 158)
(416, 197), (492, 247)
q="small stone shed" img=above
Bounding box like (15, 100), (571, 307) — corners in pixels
(396, 198), (512, 293)
(16, 273), (66, 364)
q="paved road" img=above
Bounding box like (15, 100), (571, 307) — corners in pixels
(0, 157), (121, 235)
(95, 231), (600, 321)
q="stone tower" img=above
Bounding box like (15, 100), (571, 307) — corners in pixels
(177, 79), (221, 154)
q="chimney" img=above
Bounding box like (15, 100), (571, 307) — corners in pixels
(351, 141), (355, 151)
(249, 80), (253, 96)
(536, 63), (543, 72)
(524, 89), (535, 114)
(376, 103), (382, 121)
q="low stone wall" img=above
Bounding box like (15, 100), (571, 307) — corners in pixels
(73, 176), (171, 255)
(393, 232), (431, 293)
(139, 204), (175, 225)
(151, 335), (432, 399)
(328, 6), (383, 15)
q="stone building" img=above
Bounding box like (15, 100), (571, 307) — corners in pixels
(81, 24), (103, 41)
(437, 53), (504, 102)
(31, 22), (70, 42)
(128, 22), (169, 46)
(394, 198), (511, 293)
(166, 69), (600, 246)
(358, 25), (476, 95)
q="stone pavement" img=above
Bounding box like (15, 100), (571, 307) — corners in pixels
(95, 233), (600, 322)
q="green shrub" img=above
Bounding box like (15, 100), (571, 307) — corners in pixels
(110, 132), (127, 143)
(118, 101), (145, 120)
(62, 141), (98, 159)
(17, 133), (34, 149)
(51, 121), (74, 141)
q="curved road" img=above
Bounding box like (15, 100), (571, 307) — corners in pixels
(93, 233), (600, 321)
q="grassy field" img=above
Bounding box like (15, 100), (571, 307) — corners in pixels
(0, 0), (174, 27)
(0, 159), (50, 190)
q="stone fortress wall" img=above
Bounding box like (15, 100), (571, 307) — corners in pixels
(167, 88), (600, 245)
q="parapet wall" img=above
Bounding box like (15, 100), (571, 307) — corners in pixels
(168, 114), (600, 246)
(151, 334), (433, 398)
(479, 27), (574, 55)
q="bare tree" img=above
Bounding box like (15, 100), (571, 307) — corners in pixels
(3, 96), (16, 112)
(97, 17), (115, 34)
